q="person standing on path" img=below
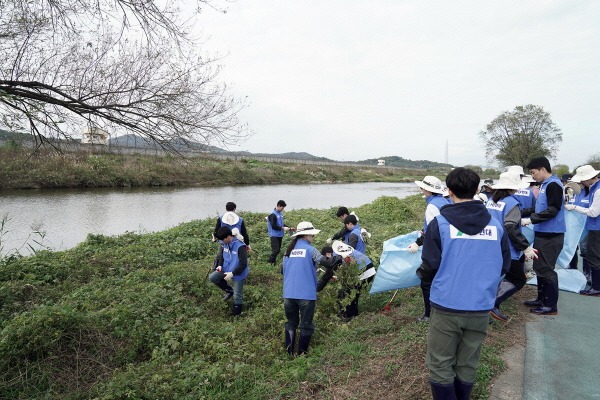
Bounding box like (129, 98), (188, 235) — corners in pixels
(417, 167), (510, 399)
(565, 165), (600, 295)
(521, 157), (566, 315)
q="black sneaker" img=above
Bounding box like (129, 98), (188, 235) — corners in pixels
(524, 299), (542, 307)
(223, 291), (233, 301)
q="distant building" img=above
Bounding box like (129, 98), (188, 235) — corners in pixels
(377, 159), (386, 166)
(82, 128), (109, 145)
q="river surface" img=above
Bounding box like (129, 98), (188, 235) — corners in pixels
(0, 182), (418, 255)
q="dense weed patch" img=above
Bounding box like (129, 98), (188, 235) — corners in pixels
(0, 195), (523, 399)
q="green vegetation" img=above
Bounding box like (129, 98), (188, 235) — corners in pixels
(0, 147), (453, 190)
(0, 195), (524, 399)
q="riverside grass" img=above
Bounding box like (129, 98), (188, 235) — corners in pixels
(0, 195), (529, 399)
(0, 147), (445, 189)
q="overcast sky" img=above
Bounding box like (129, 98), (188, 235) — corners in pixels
(197, 0), (599, 169)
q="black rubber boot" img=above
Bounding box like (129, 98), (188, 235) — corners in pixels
(454, 378), (474, 400)
(297, 334), (312, 355)
(430, 381), (457, 400)
(495, 280), (518, 307)
(583, 258), (591, 285)
(525, 276), (544, 306)
(233, 303), (243, 316)
(285, 329), (296, 356)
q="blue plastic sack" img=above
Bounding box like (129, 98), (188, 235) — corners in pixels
(369, 231), (422, 294)
(527, 269), (587, 293)
(556, 211), (587, 268)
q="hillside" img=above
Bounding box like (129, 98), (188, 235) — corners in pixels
(358, 155), (453, 169)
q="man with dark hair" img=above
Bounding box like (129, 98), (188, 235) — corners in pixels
(521, 156), (566, 315)
(417, 167), (510, 399)
(213, 201), (250, 247)
(266, 200), (291, 265)
(208, 226), (249, 316)
(343, 214), (366, 253)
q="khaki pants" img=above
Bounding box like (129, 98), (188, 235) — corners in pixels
(426, 307), (489, 384)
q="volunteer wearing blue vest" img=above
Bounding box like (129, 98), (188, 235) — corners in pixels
(282, 221), (341, 356)
(213, 202), (250, 247)
(521, 157), (566, 315)
(486, 172), (539, 322)
(266, 200), (291, 265)
(505, 165), (537, 210)
(317, 241), (376, 320)
(408, 175), (451, 323)
(328, 207), (360, 243)
(342, 215), (366, 253)
(208, 226), (249, 316)
(417, 167), (511, 399)
(567, 178), (591, 283)
(565, 165), (600, 296)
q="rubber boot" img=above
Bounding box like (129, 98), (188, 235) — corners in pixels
(285, 329), (296, 356)
(233, 303), (243, 316)
(454, 378), (474, 400)
(525, 276), (544, 306)
(297, 334), (312, 355)
(583, 258), (591, 285)
(430, 381), (457, 400)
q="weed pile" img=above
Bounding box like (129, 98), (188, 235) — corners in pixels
(0, 195), (524, 399)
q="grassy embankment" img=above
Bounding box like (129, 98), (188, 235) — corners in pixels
(0, 195), (532, 399)
(0, 147), (447, 189)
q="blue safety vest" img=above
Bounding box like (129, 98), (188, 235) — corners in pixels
(486, 195), (522, 260)
(429, 215), (504, 311)
(423, 195), (451, 232)
(220, 238), (249, 280)
(534, 175), (566, 233)
(282, 239), (318, 300)
(514, 187), (536, 209)
(220, 214), (243, 233)
(586, 180), (600, 231)
(267, 209), (285, 237)
(344, 226), (366, 253)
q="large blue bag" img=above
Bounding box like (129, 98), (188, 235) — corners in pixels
(556, 211), (587, 268)
(369, 231), (422, 294)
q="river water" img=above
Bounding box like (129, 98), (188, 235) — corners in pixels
(0, 182), (418, 255)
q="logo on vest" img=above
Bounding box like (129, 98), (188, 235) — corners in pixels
(486, 201), (506, 211)
(515, 189), (529, 196)
(450, 225), (498, 240)
(290, 249), (307, 258)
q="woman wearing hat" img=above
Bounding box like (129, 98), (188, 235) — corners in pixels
(282, 221), (342, 356)
(485, 172), (539, 322)
(565, 165), (600, 296)
(408, 175), (451, 322)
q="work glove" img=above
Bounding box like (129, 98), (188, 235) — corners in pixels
(211, 234), (217, 243)
(215, 266), (223, 272)
(407, 243), (419, 253)
(224, 272), (233, 281)
(326, 238), (333, 245)
(564, 204), (576, 211)
(523, 246), (539, 260)
(283, 226), (290, 232)
(521, 218), (532, 226)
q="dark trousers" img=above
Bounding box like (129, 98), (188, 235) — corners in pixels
(284, 298), (316, 337)
(420, 279), (432, 317)
(533, 233), (564, 309)
(505, 257), (527, 290)
(268, 236), (283, 264)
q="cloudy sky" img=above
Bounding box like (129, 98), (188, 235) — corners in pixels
(197, 0), (599, 169)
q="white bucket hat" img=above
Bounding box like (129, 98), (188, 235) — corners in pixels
(332, 240), (353, 257)
(521, 174), (536, 183)
(505, 165), (525, 176)
(492, 172), (529, 190)
(571, 165), (600, 183)
(291, 221), (321, 237)
(415, 176), (445, 194)
(221, 211), (240, 226)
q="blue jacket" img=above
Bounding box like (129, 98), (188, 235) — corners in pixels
(420, 200), (510, 312)
(283, 239), (318, 300)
